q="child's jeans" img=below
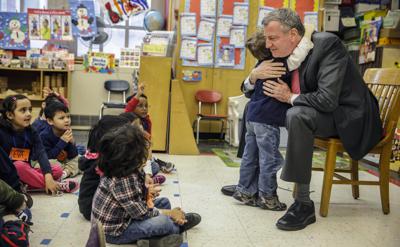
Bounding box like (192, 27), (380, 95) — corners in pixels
(14, 161), (63, 189)
(237, 121), (283, 197)
(105, 215), (180, 244)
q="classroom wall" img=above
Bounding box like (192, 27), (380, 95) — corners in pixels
(69, 65), (133, 117)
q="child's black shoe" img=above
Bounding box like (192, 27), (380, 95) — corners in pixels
(136, 234), (183, 247)
(179, 212), (201, 233)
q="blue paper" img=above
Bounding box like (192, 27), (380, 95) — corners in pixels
(0, 12), (30, 50)
(69, 0), (97, 38)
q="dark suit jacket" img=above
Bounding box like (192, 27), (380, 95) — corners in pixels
(294, 32), (382, 160)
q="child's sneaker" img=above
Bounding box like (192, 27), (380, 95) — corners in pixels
(137, 234), (183, 247)
(155, 158), (175, 173)
(59, 179), (79, 193)
(85, 221), (106, 247)
(16, 208), (33, 225)
(233, 190), (258, 207)
(180, 213), (201, 232)
(257, 195), (287, 211)
(152, 174), (166, 184)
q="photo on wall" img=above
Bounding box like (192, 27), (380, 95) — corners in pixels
(28, 9), (73, 41)
(29, 13), (40, 39)
(0, 12), (29, 50)
(40, 14), (51, 40)
(51, 15), (62, 40)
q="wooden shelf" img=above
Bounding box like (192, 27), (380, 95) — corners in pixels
(0, 67), (70, 73)
(0, 94), (44, 101)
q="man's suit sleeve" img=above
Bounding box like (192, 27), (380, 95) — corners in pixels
(293, 36), (348, 112)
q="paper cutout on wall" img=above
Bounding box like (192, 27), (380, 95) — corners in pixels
(0, 12), (29, 50)
(69, 0), (97, 38)
(84, 52), (115, 74)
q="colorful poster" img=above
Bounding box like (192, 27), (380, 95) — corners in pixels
(233, 2), (249, 26)
(69, 0), (97, 38)
(102, 0), (148, 24)
(180, 37), (197, 60)
(230, 26), (246, 48)
(28, 9), (73, 41)
(84, 52), (115, 74)
(217, 15), (232, 37)
(180, 13), (197, 37)
(0, 12), (29, 50)
(197, 18), (215, 42)
(359, 18), (382, 64)
(216, 44), (235, 67)
(257, 6), (274, 27)
(197, 43), (213, 66)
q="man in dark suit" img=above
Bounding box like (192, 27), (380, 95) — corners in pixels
(260, 9), (382, 231)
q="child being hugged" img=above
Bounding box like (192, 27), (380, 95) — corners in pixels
(92, 124), (201, 246)
(40, 102), (81, 180)
(0, 95), (75, 194)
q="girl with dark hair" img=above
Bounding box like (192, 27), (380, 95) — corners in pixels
(0, 95), (76, 194)
(92, 124), (201, 246)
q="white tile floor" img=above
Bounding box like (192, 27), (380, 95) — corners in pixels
(6, 154), (400, 247)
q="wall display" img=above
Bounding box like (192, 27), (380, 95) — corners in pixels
(180, 13), (197, 37)
(229, 26), (246, 48)
(359, 18), (382, 64)
(216, 15), (233, 37)
(180, 37), (197, 60)
(69, 0), (97, 38)
(257, 6), (274, 27)
(303, 11), (318, 31)
(119, 48), (140, 68)
(232, 2), (249, 26)
(200, 0), (216, 17)
(197, 43), (214, 66)
(83, 52), (115, 74)
(102, 0), (149, 24)
(182, 70), (202, 82)
(216, 44), (235, 67)
(197, 18), (216, 42)
(28, 9), (73, 41)
(0, 12), (29, 50)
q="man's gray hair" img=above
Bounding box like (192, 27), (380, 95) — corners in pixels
(262, 8), (305, 37)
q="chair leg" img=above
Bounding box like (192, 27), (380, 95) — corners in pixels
(220, 120), (225, 141)
(320, 145), (337, 217)
(350, 159), (359, 199)
(379, 144), (391, 214)
(99, 105), (105, 119)
(196, 117), (201, 144)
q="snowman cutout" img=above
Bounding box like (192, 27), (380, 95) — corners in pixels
(8, 19), (25, 45)
(72, 3), (93, 34)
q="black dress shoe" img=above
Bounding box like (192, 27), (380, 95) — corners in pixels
(221, 185), (237, 196)
(276, 200), (316, 231)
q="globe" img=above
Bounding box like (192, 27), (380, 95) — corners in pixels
(144, 10), (165, 32)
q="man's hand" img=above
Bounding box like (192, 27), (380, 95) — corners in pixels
(169, 207), (186, 225)
(249, 60), (286, 84)
(263, 78), (292, 103)
(147, 183), (161, 198)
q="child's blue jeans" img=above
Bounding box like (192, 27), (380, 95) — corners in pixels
(237, 121), (283, 197)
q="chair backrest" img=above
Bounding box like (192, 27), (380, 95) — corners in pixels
(363, 68), (400, 138)
(104, 80), (130, 103)
(195, 90), (223, 115)
(104, 80), (130, 92)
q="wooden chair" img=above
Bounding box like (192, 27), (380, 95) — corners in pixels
(314, 68), (400, 217)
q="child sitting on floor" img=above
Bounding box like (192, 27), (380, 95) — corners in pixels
(79, 115), (168, 221)
(40, 102), (81, 179)
(92, 124), (201, 246)
(119, 112), (166, 185)
(0, 95), (77, 194)
(32, 87), (69, 133)
(125, 83), (175, 174)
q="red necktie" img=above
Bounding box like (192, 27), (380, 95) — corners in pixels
(291, 69), (300, 94)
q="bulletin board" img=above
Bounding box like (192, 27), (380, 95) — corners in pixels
(180, 0), (248, 70)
